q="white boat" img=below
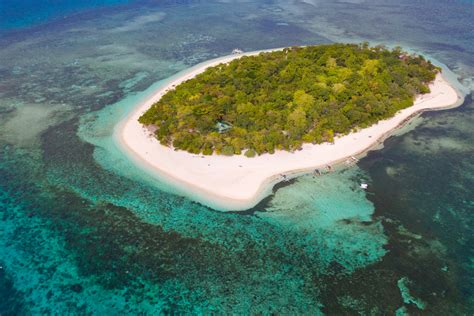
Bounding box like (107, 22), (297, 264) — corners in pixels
(360, 183), (368, 189)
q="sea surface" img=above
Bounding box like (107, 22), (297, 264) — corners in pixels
(0, 0), (473, 314)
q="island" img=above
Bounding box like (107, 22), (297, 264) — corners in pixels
(117, 43), (461, 210)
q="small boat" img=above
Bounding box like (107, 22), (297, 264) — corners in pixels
(346, 156), (359, 165)
(360, 183), (368, 189)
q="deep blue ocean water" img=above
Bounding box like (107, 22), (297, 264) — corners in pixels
(0, 0), (473, 314)
(0, 0), (131, 30)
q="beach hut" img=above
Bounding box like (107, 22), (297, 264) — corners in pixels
(216, 121), (232, 133)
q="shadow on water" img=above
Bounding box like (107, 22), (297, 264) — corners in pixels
(229, 178), (299, 216)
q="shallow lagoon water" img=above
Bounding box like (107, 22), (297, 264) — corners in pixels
(0, 0), (473, 313)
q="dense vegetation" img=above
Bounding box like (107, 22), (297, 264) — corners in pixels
(139, 43), (439, 156)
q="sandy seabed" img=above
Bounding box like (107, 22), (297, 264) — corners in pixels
(115, 50), (462, 211)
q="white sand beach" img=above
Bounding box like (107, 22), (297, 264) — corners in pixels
(115, 50), (462, 211)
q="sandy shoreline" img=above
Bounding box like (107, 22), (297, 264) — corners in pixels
(115, 50), (463, 211)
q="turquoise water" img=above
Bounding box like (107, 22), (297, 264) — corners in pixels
(0, 0), (473, 313)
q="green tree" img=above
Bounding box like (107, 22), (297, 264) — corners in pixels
(139, 43), (438, 155)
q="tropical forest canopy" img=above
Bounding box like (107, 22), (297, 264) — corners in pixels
(139, 43), (439, 156)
